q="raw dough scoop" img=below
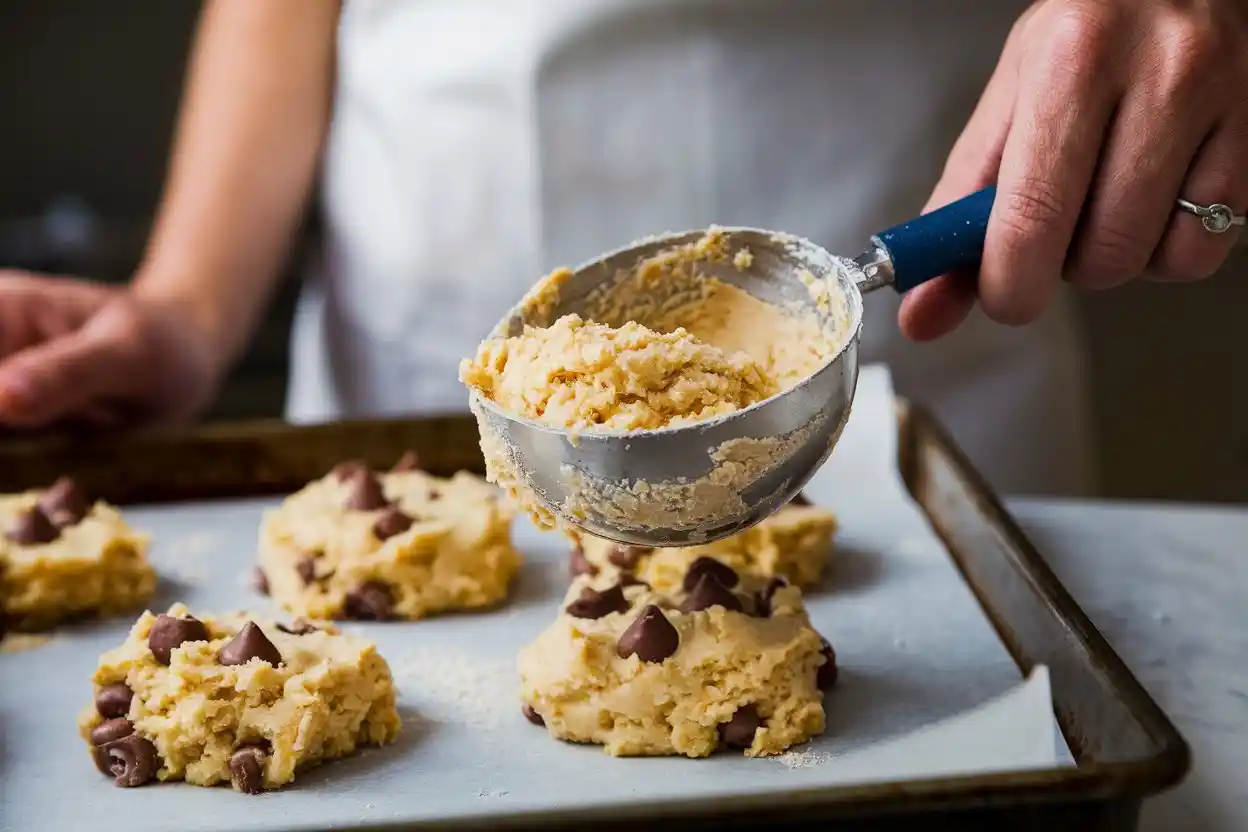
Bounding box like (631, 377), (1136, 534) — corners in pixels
(470, 188), (997, 546)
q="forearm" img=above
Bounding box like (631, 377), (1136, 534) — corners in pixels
(134, 0), (340, 374)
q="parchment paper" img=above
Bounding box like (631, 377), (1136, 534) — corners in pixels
(0, 364), (1070, 832)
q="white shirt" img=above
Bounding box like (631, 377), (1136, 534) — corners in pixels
(288, 0), (1096, 497)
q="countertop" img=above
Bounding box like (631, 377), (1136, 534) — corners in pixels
(1008, 498), (1248, 832)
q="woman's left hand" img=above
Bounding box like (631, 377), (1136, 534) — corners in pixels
(900, 0), (1248, 340)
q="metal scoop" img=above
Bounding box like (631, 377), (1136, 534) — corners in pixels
(469, 187), (997, 546)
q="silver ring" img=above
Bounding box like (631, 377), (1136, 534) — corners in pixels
(1176, 198), (1246, 234)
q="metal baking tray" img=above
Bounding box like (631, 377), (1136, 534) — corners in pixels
(0, 403), (1189, 831)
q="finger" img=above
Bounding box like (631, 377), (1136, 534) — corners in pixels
(982, 4), (1123, 326)
(0, 276), (43, 357)
(0, 272), (111, 356)
(0, 313), (135, 428)
(1150, 118), (1248, 282)
(900, 24), (1022, 341)
(0, 335), (112, 428)
(1065, 65), (1217, 289)
(897, 269), (979, 341)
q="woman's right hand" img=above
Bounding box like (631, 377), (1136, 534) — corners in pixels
(0, 271), (222, 430)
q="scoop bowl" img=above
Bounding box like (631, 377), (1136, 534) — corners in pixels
(468, 227), (866, 547)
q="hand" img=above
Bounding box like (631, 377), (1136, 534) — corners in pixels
(900, 0), (1248, 340)
(0, 272), (222, 429)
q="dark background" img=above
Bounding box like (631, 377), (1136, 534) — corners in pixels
(1, 0), (1244, 502)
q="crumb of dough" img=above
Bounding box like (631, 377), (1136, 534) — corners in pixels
(460, 314), (776, 432)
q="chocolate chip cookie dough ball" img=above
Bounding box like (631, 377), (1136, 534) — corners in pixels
(78, 604), (401, 793)
(519, 560), (834, 758)
(256, 453), (521, 621)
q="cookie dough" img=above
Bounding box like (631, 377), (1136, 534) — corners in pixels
(461, 230), (839, 434)
(460, 314), (774, 432)
(257, 453), (521, 621)
(1, 477), (154, 632)
(569, 496), (837, 592)
(518, 557), (837, 758)
(78, 604), (401, 793)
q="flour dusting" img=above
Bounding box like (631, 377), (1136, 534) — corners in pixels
(775, 748), (834, 769)
(389, 645), (516, 730)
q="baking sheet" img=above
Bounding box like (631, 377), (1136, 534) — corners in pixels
(2, 365), (1069, 831)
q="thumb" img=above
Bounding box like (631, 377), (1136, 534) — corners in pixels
(0, 320), (132, 428)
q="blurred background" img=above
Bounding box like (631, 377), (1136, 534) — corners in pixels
(1, 1), (1243, 503)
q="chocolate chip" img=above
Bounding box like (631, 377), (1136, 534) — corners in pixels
(681, 573), (744, 614)
(568, 544), (597, 578)
(6, 506), (59, 545)
(565, 584), (629, 619)
(682, 557), (739, 592)
(94, 683), (134, 719)
(719, 705), (762, 749)
(91, 746), (113, 776)
(817, 638), (838, 690)
(616, 605), (679, 663)
(252, 567), (270, 596)
(229, 745), (267, 795)
(39, 476), (90, 527)
(790, 491), (812, 507)
(101, 733), (159, 787)
(147, 614), (210, 665)
(331, 459), (367, 481)
(218, 622), (282, 667)
(607, 545), (649, 569)
(90, 718), (152, 785)
(276, 619), (319, 635)
(392, 450), (422, 472)
(295, 557), (317, 585)
(344, 581), (394, 620)
(521, 704), (545, 726)
(373, 507), (413, 541)
(755, 576), (790, 617)
(90, 717), (135, 748)
(344, 469), (389, 511)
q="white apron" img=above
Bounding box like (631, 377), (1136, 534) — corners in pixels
(288, 0), (1097, 497)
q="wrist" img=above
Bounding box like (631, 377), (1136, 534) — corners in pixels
(129, 264), (238, 384)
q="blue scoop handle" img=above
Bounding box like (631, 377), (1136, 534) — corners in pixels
(871, 186), (996, 293)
